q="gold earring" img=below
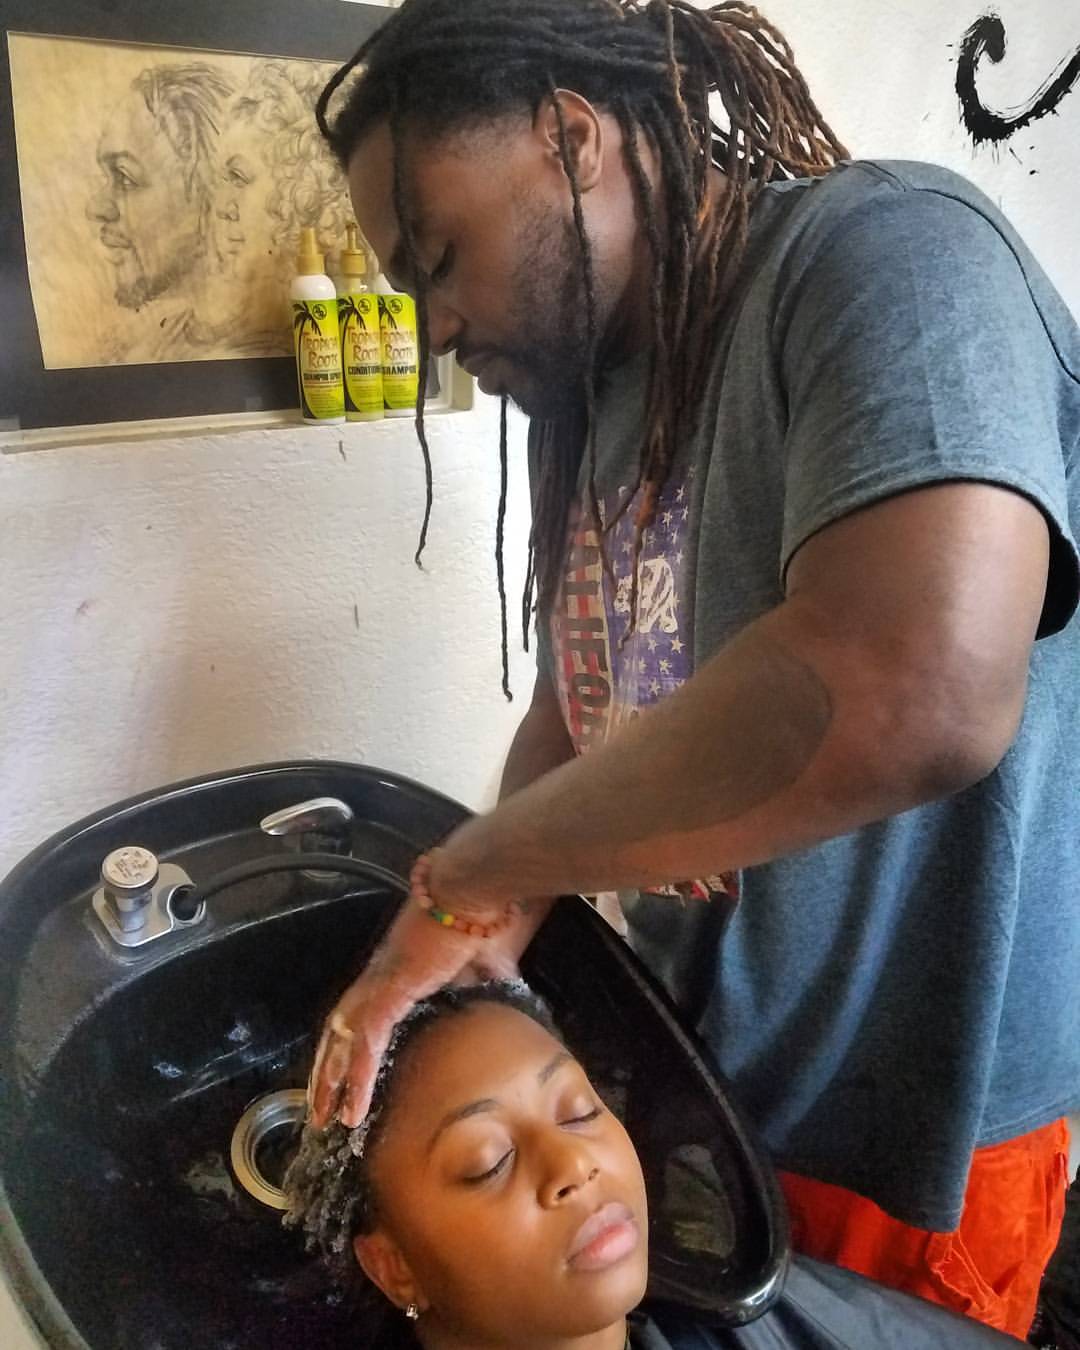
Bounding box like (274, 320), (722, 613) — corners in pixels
(405, 1302), (420, 1320)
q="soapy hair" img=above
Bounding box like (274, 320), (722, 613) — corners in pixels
(315, 0), (847, 692)
(283, 980), (559, 1276)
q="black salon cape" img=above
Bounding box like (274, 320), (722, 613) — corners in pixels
(630, 1256), (1018, 1348)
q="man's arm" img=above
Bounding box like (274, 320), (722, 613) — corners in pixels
(481, 670), (575, 936)
(497, 670), (575, 802)
(430, 482), (1050, 907)
(309, 673), (573, 1127)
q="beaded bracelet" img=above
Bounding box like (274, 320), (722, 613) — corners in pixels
(410, 850), (512, 939)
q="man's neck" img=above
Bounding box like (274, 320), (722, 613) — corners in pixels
(600, 163), (732, 368)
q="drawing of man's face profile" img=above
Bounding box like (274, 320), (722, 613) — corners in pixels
(87, 64), (233, 310)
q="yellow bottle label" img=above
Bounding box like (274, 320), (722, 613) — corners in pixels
(292, 298), (345, 420)
(340, 292), (384, 418)
(379, 291), (419, 411)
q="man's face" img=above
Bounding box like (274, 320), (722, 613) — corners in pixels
(87, 93), (205, 310)
(348, 107), (635, 420)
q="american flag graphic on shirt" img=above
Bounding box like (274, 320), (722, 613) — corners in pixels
(551, 470), (738, 903)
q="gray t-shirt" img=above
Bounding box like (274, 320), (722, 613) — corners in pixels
(539, 160), (1080, 1230)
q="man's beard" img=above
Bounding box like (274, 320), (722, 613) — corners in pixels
(114, 232), (202, 311)
(495, 210), (594, 421)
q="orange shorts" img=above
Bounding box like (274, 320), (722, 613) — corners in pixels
(779, 1117), (1071, 1341)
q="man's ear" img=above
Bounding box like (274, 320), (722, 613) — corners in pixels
(354, 1230), (427, 1315)
(161, 106), (197, 165)
(534, 90), (604, 191)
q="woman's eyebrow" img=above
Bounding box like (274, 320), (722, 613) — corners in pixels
(537, 1049), (572, 1085)
(426, 1051), (573, 1154)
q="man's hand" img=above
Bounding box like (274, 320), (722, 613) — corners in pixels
(308, 673), (574, 1131)
(309, 885), (554, 1129)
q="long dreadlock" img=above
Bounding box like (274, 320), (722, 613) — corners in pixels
(316, 0), (847, 697)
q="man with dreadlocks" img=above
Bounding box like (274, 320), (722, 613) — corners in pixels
(308, 0), (1080, 1338)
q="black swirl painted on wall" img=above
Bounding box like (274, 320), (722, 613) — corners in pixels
(957, 11), (1080, 144)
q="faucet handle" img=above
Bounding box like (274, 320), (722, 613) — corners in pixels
(260, 797), (355, 839)
(260, 797), (355, 882)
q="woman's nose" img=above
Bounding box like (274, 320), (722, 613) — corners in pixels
(538, 1136), (600, 1208)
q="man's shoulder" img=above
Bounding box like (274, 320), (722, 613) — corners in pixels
(756, 158), (1007, 255)
(779, 157), (996, 209)
(742, 156), (1050, 334)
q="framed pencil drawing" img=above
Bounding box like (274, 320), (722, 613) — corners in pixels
(0, 0), (385, 431)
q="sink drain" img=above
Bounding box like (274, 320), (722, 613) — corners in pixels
(230, 1088), (306, 1210)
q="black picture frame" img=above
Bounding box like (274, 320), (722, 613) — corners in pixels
(0, 0), (385, 431)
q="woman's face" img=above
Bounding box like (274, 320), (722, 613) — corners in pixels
(357, 1003), (650, 1344)
(209, 116), (263, 279)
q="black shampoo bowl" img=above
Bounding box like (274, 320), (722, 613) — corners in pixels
(0, 761), (785, 1349)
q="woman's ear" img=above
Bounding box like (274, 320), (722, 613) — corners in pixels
(534, 90), (604, 191)
(354, 1230), (426, 1315)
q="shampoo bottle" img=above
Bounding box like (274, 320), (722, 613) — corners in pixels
(375, 272), (420, 417)
(291, 227), (345, 424)
(337, 224), (384, 422)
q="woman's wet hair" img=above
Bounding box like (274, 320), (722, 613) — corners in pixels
(284, 979), (560, 1278)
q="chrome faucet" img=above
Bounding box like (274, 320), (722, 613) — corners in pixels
(259, 797), (355, 879)
(90, 798), (356, 948)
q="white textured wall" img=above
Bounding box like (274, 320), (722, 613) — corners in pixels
(2, 1), (1079, 1339)
(0, 400), (534, 874)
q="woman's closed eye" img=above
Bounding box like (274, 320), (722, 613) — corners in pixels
(460, 1104), (603, 1184)
(561, 1104), (602, 1126)
(463, 1148), (513, 1185)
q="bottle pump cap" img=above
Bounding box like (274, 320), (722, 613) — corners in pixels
(296, 226), (325, 276)
(340, 222), (367, 278)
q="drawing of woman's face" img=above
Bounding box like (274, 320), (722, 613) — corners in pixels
(88, 94), (205, 310)
(210, 116), (264, 278)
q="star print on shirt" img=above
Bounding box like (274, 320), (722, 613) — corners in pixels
(552, 473), (738, 905)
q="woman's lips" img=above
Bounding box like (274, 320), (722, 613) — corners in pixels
(567, 1201), (639, 1272)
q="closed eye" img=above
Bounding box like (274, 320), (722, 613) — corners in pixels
(464, 1149), (513, 1185)
(429, 245), (454, 286)
(562, 1106), (602, 1125)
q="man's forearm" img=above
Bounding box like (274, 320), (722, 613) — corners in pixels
(433, 593), (1013, 908)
